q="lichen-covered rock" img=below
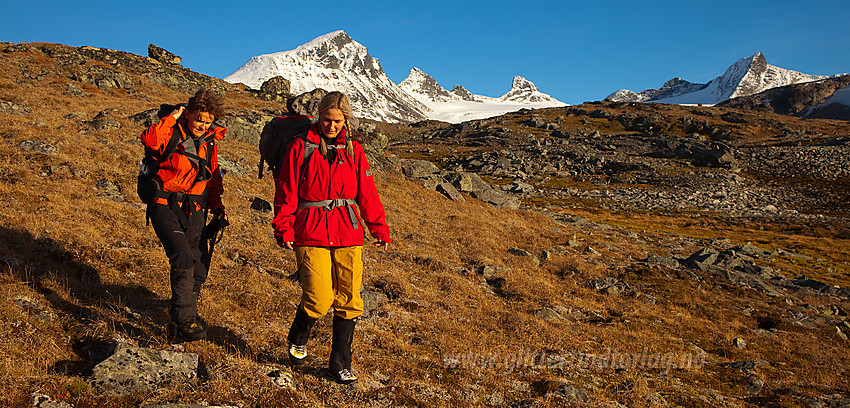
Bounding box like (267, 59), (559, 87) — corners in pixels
(0, 100), (29, 116)
(88, 344), (199, 396)
(399, 159), (439, 179)
(148, 44), (182, 65)
(19, 140), (59, 155)
(288, 88), (327, 117)
(260, 76), (291, 96)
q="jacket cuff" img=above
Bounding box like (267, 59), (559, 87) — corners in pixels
(275, 230), (294, 243)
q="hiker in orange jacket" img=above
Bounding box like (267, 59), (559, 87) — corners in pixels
(272, 91), (390, 384)
(140, 89), (226, 343)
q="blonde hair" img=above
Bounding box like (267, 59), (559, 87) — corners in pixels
(317, 91), (355, 158)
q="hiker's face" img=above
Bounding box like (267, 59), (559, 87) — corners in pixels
(320, 108), (346, 138)
(186, 111), (214, 138)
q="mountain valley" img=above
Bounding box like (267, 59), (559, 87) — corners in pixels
(0, 40), (848, 408)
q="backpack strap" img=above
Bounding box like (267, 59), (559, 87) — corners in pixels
(145, 123), (183, 163)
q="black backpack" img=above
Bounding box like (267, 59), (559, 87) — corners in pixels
(257, 115), (317, 180)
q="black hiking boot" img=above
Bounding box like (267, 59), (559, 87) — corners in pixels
(329, 316), (357, 384)
(168, 321), (207, 343)
(287, 307), (317, 366)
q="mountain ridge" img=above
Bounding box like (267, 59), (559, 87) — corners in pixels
(225, 30), (430, 123)
(226, 31), (565, 123)
(608, 52), (834, 105)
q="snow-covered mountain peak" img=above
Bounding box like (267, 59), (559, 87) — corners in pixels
(295, 30), (351, 53)
(225, 32), (566, 124)
(499, 76), (563, 104)
(399, 67), (458, 103)
(451, 85), (487, 102)
(225, 30), (429, 123)
(608, 52), (830, 105)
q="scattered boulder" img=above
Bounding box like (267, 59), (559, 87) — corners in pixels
(532, 380), (591, 403)
(436, 182), (464, 201)
(361, 289), (389, 316)
(472, 187), (520, 209)
(250, 197), (272, 213)
(88, 344), (199, 396)
(147, 44), (182, 65)
(646, 255), (680, 269)
(129, 108), (161, 128)
(477, 265), (509, 277)
(685, 247), (783, 294)
(89, 110), (122, 131)
(63, 83), (87, 97)
(96, 178), (124, 202)
(216, 111), (273, 145)
(744, 373), (765, 394)
(216, 155), (248, 178)
(399, 159), (440, 179)
(444, 171), (489, 194)
(260, 76), (291, 101)
(71, 65), (134, 90)
(535, 307), (565, 322)
(288, 88), (327, 117)
(686, 246), (850, 299)
(31, 392), (73, 408)
(0, 100), (29, 116)
(509, 181), (535, 194)
(14, 296), (54, 322)
(259, 365), (296, 390)
(507, 248), (540, 266)
(588, 277), (630, 296)
(18, 140), (58, 155)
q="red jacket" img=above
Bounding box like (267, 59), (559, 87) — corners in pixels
(272, 124), (390, 247)
(140, 114), (226, 211)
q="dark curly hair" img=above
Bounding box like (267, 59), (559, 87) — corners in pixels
(186, 88), (225, 120)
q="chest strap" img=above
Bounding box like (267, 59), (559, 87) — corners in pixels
(297, 198), (359, 230)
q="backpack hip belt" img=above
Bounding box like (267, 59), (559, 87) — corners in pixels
(297, 198), (359, 230)
(147, 190), (208, 228)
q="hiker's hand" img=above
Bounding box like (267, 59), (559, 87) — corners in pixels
(171, 105), (185, 120)
(374, 240), (389, 251)
(283, 241), (294, 250)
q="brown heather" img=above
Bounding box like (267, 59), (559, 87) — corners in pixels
(0, 43), (848, 407)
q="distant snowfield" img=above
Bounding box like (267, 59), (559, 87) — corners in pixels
(819, 85), (850, 107)
(420, 99), (567, 123)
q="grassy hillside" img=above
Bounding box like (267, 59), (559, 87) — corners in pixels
(0, 42), (848, 407)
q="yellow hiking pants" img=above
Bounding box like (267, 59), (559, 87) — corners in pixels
(294, 246), (363, 320)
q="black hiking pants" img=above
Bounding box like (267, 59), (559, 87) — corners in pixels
(148, 203), (208, 324)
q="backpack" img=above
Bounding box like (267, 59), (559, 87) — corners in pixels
(257, 115), (317, 180)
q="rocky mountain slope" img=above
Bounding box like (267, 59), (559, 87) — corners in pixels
(608, 52), (835, 105)
(0, 41), (848, 408)
(718, 75), (850, 121)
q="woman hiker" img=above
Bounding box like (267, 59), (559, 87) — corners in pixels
(272, 91), (391, 384)
(140, 89), (226, 343)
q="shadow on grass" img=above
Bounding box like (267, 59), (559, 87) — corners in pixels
(0, 226), (251, 371)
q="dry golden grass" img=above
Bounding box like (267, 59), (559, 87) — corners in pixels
(0, 43), (847, 407)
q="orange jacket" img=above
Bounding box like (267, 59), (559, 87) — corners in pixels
(140, 114), (226, 211)
(272, 124), (390, 247)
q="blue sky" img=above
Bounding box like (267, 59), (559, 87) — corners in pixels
(3, 0), (848, 104)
